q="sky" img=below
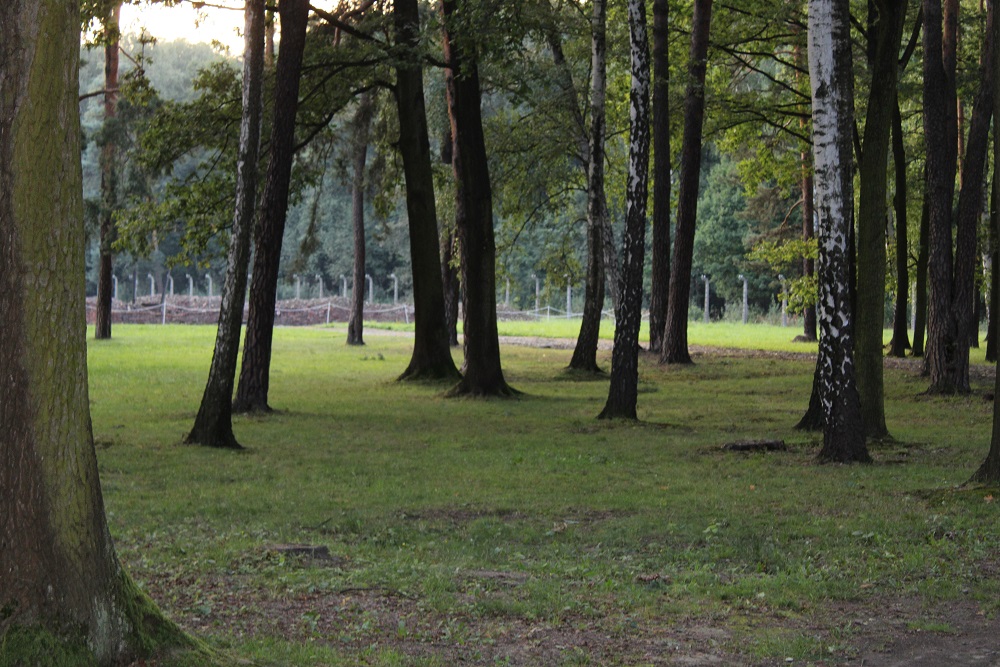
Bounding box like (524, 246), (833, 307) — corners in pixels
(119, 1), (248, 54)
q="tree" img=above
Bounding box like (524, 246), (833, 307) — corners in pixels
(95, 1), (122, 340)
(970, 0), (1000, 484)
(394, 0), (461, 381)
(661, 0), (713, 365)
(648, 0), (671, 354)
(598, 0), (650, 420)
(347, 91), (375, 346)
(0, 0), (188, 661)
(808, 0), (870, 463)
(234, 0), (310, 412)
(441, 0), (514, 397)
(855, 0), (906, 440)
(569, 0), (610, 373)
(186, 0), (266, 448)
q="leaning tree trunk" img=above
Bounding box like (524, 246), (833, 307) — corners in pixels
(570, 0), (609, 373)
(662, 0), (713, 365)
(394, 0), (461, 381)
(808, 0), (871, 463)
(951, 0), (995, 393)
(0, 2), (188, 661)
(648, 0), (671, 354)
(442, 0), (514, 396)
(347, 92), (375, 346)
(598, 0), (651, 420)
(923, 0), (961, 393)
(855, 0), (905, 440)
(970, 4), (1000, 483)
(95, 1), (121, 341)
(888, 98), (911, 357)
(913, 185), (930, 356)
(234, 0), (310, 413)
(187, 0), (266, 449)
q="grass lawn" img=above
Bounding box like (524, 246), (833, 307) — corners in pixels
(87, 324), (1000, 666)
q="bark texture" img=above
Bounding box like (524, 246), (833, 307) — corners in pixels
(570, 0), (609, 373)
(234, 0), (310, 413)
(855, 0), (905, 440)
(441, 0), (513, 396)
(808, 0), (871, 463)
(661, 0), (713, 365)
(347, 92), (375, 346)
(599, 0), (650, 420)
(186, 0), (266, 448)
(0, 2), (185, 661)
(394, 0), (461, 381)
(888, 98), (911, 357)
(95, 2), (121, 341)
(648, 0), (671, 354)
(912, 187), (930, 356)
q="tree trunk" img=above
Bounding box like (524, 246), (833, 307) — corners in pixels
(661, 0), (713, 365)
(648, 0), (671, 354)
(913, 184), (930, 356)
(808, 0), (871, 463)
(855, 0), (905, 440)
(970, 2), (1000, 483)
(442, 0), (514, 397)
(95, 2), (121, 341)
(923, 0), (961, 393)
(0, 2), (187, 661)
(394, 0), (461, 381)
(570, 0), (609, 373)
(888, 98), (911, 357)
(599, 0), (651, 419)
(347, 91), (375, 346)
(234, 0), (310, 413)
(951, 0), (995, 393)
(441, 228), (460, 346)
(186, 0), (266, 448)
(987, 170), (999, 362)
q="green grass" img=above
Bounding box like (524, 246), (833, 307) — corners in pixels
(86, 324), (1000, 665)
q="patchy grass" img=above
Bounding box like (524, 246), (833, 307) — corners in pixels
(87, 324), (1000, 666)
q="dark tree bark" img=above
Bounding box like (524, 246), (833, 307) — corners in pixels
(234, 0), (310, 413)
(951, 0), (995, 391)
(570, 0), (609, 373)
(186, 0), (266, 448)
(808, 0), (871, 463)
(648, 0), (671, 354)
(442, 0), (514, 396)
(394, 0), (461, 381)
(599, 0), (651, 420)
(888, 99), (911, 357)
(923, 0), (961, 393)
(662, 0), (713, 365)
(0, 1), (187, 660)
(987, 170), (999, 362)
(855, 0), (905, 440)
(95, 1), (121, 341)
(441, 228), (460, 346)
(347, 91), (375, 346)
(913, 184), (930, 356)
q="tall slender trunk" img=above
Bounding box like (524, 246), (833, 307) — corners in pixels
(987, 170), (999, 362)
(923, 0), (961, 393)
(888, 98), (911, 356)
(570, 0), (608, 372)
(347, 92), (375, 346)
(394, 0), (460, 380)
(95, 2), (121, 341)
(599, 0), (650, 419)
(648, 0), (671, 354)
(187, 0), (266, 449)
(808, 0), (870, 463)
(913, 186), (930, 356)
(1, 2), (187, 660)
(442, 0), (513, 396)
(441, 228), (460, 346)
(951, 0), (995, 392)
(662, 0), (713, 365)
(855, 0), (905, 440)
(234, 0), (310, 412)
